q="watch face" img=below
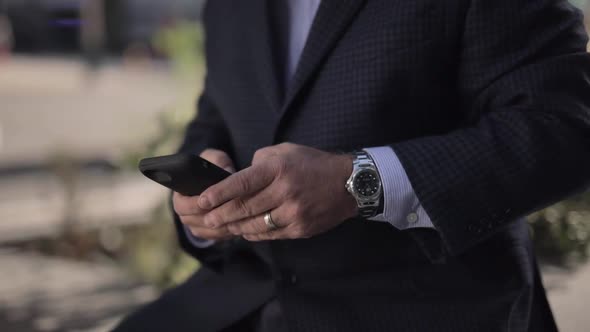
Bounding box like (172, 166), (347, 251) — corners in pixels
(353, 169), (380, 198)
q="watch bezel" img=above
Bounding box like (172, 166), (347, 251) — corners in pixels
(349, 166), (382, 202)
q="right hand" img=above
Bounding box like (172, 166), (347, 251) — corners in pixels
(173, 149), (236, 240)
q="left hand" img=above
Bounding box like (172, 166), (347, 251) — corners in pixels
(197, 143), (358, 241)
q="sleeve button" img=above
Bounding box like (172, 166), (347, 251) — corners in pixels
(407, 212), (419, 223)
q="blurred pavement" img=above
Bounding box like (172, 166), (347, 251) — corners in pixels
(0, 55), (183, 166)
(0, 248), (157, 332)
(0, 56), (177, 331)
(544, 263), (590, 331)
(0, 56), (176, 241)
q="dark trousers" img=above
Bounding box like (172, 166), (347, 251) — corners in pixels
(222, 298), (287, 332)
(114, 296), (287, 332)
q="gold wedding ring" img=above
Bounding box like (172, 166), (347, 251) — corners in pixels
(264, 211), (279, 231)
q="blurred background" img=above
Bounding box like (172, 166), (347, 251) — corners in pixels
(0, 1), (589, 331)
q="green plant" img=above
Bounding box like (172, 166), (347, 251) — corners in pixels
(529, 192), (590, 266)
(118, 21), (206, 289)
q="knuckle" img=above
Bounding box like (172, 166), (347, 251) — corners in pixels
(279, 176), (298, 197)
(254, 220), (267, 233)
(202, 188), (217, 204)
(253, 148), (267, 160)
(273, 156), (289, 174)
(279, 142), (298, 154)
(205, 212), (222, 227)
(237, 223), (252, 234)
(278, 185), (291, 200)
(280, 173), (294, 188)
(283, 204), (296, 221)
(227, 223), (240, 235)
(235, 198), (252, 216)
(236, 176), (250, 194)
(288, 201), (305, 220)
(275, 164), (297, 189)
(184, 197), (202, 215)
(290, 225), (306, 239)
(253, 147), (276, 163)
(278, 175), (297, 198)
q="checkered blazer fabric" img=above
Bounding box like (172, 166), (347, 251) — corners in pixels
(168, 0), (590, 331)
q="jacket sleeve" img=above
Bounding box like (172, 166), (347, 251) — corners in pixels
(172, 90), (234, 272)
(392, 0), (590, 255)
(169, 1), (237, 271)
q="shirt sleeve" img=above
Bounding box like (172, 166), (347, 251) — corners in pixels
(184, 226), (216, 248)
(363, 146), (435, 230)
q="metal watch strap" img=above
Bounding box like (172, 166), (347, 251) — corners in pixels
(354, 151), (381, 219)
(359, 205), (379, 218)
(354, 150), (373, 163)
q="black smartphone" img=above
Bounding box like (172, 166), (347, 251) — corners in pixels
(138, 153), (231, 196)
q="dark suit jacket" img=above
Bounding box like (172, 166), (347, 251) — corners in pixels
(119, 0), (590, 331)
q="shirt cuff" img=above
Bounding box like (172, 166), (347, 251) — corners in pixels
(363, 146), (435, 230)
(183, 226), (216, 248)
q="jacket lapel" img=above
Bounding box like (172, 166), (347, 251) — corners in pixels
(280, 0), (367, 115)
(250, 0), (283, 112)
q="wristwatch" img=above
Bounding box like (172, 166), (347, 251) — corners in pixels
(345, 151), (383, 218)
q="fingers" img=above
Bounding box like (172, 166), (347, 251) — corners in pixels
(186, 225), (232, 241)
(174, 148), (237, 215)
(178, 213), (207, 227)
(251, 143), (295, 165)
(173, 192), (206, 217)
(174, 192), (209, 232)
(201, 149), (236, 173)
(252, 146), (278, 165)
(242, 224), (297, 242)
(203, 185), (282, 228)
(199, 164), (275, 210)
(176, 193), (232, 240)
(226, 208), (289, 236)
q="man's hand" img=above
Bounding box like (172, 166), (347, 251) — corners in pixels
(198, 143), (358, 241)
(173, 149), (236, 240)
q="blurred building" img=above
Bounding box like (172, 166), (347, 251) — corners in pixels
(0, 0), (205, 53)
